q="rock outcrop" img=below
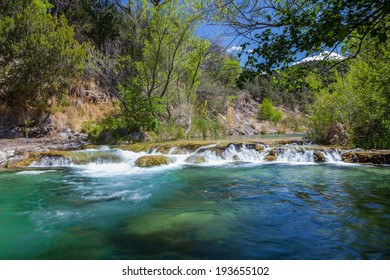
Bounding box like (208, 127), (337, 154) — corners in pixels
(325, 123), (349, 146)
(341, 151), (390, 164)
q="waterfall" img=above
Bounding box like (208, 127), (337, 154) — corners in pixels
(36, 156), (74, 166)
(30, 144), (343, 168)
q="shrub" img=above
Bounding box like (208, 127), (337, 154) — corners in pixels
(273, 109), (284, 122)
(258, 98), (275, 120)
(258, 98), (283, 122)
(0, 2), (86, 110)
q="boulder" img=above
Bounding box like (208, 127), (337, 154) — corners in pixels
(265, 155), (277, 161)
(325, 123), (349, 146)
(185, 155), (206, 164)
(135, 155), (171, 167)
(313, 151), (326, 163)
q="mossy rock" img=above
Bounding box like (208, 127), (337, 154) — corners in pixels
(254, 144), (265, 153)
(155, 146), (187, 154)
(185, 155), (206, 164)
(9, 151), (72, 168)
(354, 152), (385, 164)
(341, 152), (356, 163)
(341, 151), (390, 164)
(70, 152), (122, 164)
(313, 151), (326, 163)
(135, 155), (171, 167)
(208, 147), (225, 158)
(265, 155), (277, 161)
(9, 153), (40, 168)
(267, 149), (276, 156)
(10, 150), (122, 167)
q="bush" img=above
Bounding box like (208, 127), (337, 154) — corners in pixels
(0, 2), (86, 110)
(258, 98), (275, 120)
(258, 98), (283, 122)
(309, 36), (390, 148)
(117, 84), (164, 132)
(273, 109), (284, 122)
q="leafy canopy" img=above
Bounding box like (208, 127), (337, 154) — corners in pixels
(214, 0), (390, 73)
(309, 26), (390, 148)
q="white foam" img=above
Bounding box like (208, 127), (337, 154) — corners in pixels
(17, 170), (57, 175)
(31, 144), (345, 175)
(82, 189), (150, 202)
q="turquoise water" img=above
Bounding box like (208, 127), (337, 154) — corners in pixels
(1, 161), (390, 259)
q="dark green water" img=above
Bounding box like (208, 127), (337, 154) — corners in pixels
(1, 163), (390, 259)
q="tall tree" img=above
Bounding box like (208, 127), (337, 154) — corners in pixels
(116, 0), (211, 133)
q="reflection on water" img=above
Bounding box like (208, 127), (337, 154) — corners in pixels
(0, 163), (390, 259)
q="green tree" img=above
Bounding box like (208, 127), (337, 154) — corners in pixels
(309, 30), (390, 148)
(0, 2), (86, 111)
(214, 0), (389, 73)
(116, 0), (210, 134)
(62, 0), (123, 55)
(197, 43), (242, 117)
(219, 57), (242, 87)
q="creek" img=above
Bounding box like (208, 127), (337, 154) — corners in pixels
(1, 144), (390, 259)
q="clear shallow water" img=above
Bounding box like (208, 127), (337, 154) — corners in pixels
(1, 162), (390, 259)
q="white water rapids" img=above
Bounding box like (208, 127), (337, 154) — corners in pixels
(30, 144), (342, 171)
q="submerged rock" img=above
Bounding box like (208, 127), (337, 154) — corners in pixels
(185, 155), (206, 164)
(135, 155), (171, 167)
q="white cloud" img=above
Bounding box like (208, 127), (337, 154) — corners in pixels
(298, 51), (345, 64)
(226, 46), (242, 53)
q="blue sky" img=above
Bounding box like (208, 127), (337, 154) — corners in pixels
(195, 23), (252, 66)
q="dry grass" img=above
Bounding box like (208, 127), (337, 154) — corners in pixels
(52, 99), (115, 132)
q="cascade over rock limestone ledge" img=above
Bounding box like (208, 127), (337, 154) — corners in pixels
(3, 139), (390, 168)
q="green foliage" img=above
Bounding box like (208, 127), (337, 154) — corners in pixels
(118, 84), (164, 132)
(258, 98), (283, 122)
(219, 58), (242, 87)
(64, 0), (123, 54)
(33, 0), (53, 11)
(117, 0), (210, 137)
(309, 30), (390, 148)
(0, 2), (86, 109)
(215, 0), (389, 73)
(258, 98), (275, 120)
(191, 101), (225, 138)
(258, 98), (284, 122)
(197, 43), (241, 116)
(273, 109), (284, 123)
